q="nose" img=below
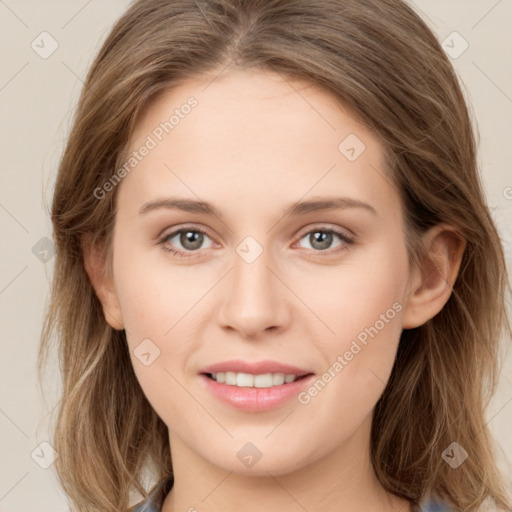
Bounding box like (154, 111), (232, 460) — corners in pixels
(217, 247), (290, 338)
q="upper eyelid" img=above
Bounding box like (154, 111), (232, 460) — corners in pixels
(159, 223), (210, 238)
(297, 224), (354, 239)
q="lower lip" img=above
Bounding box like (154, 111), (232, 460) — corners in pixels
(199, 374), (315, 412)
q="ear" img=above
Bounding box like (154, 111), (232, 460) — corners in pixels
(402, 224), (466, 329)
(81, 233), (125, 331)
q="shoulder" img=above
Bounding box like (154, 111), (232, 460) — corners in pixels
(129, 481), (451, 512)
(420, 497), (451, 511)
(131, 502), (160, 512)
(129, 475), (174, 512)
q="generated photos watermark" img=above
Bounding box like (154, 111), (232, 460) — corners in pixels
(93, 96), (198, 200)
(298, 301), (403, 405)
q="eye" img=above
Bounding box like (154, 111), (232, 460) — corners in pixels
(159, 227), (214, 257)
(296, 227), (354, 256)
(158, 225), (354, 258)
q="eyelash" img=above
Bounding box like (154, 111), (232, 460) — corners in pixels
(158, 225), (354, 259)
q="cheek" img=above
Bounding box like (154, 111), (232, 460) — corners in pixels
(117, 263), (198, 420)
(113, 240), (203, 337)
(112, 245), (210, 400)
(310, 240), (407, 341)
(296, 274), (405, 439)
(307, 237), (407, 391)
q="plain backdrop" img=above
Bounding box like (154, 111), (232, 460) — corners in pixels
(0, 1), (511, 510)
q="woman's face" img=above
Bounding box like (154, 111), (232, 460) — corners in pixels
(105, 68), (416, 476)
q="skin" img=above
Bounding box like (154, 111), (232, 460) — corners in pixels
(84, 67), (465, 512)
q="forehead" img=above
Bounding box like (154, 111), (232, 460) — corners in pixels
(117, 68), (400, 223)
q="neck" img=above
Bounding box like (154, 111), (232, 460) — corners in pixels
(161, 414), (412, 512)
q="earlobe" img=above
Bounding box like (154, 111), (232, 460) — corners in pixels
(402, 224), (466, 330)
(81, 233), (125, 331)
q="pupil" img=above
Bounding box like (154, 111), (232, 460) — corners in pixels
(182, 231), (203, 250)
(311, 231), (331, 250)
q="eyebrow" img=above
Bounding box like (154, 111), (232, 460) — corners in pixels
(138, 196), (377, 218)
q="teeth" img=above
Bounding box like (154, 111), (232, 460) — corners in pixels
(210, 372), (301, 387)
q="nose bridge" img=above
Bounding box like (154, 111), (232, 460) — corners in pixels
(218, 238), (286, 335)
(234, 246), (273, 295)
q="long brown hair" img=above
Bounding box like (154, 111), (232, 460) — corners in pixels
(38, 0), (512, 510)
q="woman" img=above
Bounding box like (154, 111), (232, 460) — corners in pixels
(39, 1), (512, 511)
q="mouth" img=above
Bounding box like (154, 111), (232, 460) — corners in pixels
(199, 371), (316, 412)
(202, 371), (314, 388)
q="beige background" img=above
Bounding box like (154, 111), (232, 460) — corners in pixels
(0, 1), (511, 510)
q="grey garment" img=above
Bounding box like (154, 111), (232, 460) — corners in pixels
(420, 501), (451, 512)
(131, 476), (173, 512)
(131, 501), (160, 512)
(131, 476), (451, 512)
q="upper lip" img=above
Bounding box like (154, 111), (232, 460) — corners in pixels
(200, 359), (313, 377)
